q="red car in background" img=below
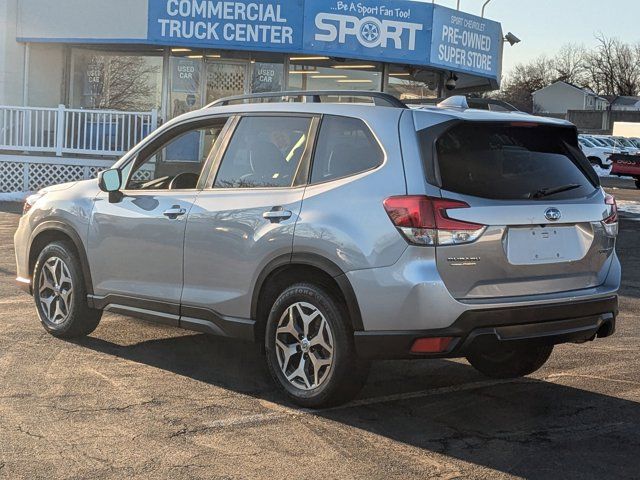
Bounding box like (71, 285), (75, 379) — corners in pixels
(611, 153), (640, 189)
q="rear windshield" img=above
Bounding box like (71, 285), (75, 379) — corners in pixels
(431, 123), (597, 200)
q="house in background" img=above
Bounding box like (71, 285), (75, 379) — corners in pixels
(532, 80), (608, 114)
(604, 96), (640, 111)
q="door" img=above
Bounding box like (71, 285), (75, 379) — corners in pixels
(206, 61), (249, 105)
(88, 117), (230, 314)
(182, 114), (319, 324)
(428, 122), (615, 300)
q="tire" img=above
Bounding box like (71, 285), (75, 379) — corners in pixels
(265, 283), (370, 408)
(33, 241), (102, 338)
(635, 179), (640, 190)
(466, 343), (553, 379)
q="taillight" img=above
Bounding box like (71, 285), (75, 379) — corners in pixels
(383, 195), (486, 246)
(603, 194), (618, 237)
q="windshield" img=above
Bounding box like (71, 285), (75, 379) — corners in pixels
(588, 137), (607, 147)
(430, 123), (597, 201)
(617, 138), (635, 148)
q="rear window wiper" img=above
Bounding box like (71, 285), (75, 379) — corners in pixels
(529, 183), (581, 199)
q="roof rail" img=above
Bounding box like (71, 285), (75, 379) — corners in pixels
(436, 95), (519, 112)
(205, 90), (408, 109)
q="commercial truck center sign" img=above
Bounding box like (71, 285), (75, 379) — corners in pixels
(146, 0), (503, 80)
(149, 1), (303, 48)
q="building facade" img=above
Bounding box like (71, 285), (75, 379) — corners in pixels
(0, 0), (505, 196)
(3, 0), (504, 115)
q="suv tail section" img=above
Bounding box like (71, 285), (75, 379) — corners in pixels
(415, 119), (618, 300)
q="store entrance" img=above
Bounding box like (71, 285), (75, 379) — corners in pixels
(205, 60), (250, 105)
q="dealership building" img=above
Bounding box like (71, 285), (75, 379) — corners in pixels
(0, 0), (504, 195)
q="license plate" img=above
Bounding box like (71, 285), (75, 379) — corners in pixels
(506, 226), (587, 265)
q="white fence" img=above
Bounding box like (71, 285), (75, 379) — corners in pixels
(0, 156), (115, 195)
(0, 105), (158, 157)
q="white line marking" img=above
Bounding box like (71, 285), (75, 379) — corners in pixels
(183, 378), (525, 433)
(545, 372), (640, 386)
(178, 371), (640, 434)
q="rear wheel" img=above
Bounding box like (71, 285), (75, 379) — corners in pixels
(265, 283), (370, 408)
(466, 343), (553, 379)
(33, 241), (102, 338)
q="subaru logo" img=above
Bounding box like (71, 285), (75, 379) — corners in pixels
(545, 208), (562, 222)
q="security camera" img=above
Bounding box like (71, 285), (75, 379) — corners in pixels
(445, 75), (457, 91)
(504, 32), (521, 46)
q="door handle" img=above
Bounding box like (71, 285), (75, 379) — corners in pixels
(163, 206), (187, 219)
(263, 207), (292, 223)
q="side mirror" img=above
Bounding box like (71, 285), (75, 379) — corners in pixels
(98, 169), (122, 193)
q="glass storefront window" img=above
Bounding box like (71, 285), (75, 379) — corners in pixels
(169, 49), (204, 117)
(70, 48), (162, 111)
(385, 66), (439, 102)
(287, 57), (382, 92)
(251, 52), (286, 94)
(168, 50), (286, 116)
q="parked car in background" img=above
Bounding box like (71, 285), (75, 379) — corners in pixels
(590, 135), (633, 154)
(611, 136), (640, 154)
(14, 92), (620, 407)
(578, 136), (614, 168)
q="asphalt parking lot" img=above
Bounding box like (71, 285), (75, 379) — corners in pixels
(1, 183), (640, 479)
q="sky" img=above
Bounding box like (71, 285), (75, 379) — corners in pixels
(430, 0), (639, 76)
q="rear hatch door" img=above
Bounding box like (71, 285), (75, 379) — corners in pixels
(427, 121), (615, 300)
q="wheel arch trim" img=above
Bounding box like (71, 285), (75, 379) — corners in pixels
(251, 252), (365, 332)
(28, 220), (94, 295)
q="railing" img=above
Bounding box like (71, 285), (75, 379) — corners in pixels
(0, 105), (158, 157)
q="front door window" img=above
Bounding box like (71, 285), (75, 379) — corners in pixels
(124, 119), (228, 191)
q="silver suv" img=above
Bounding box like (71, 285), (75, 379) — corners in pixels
(14, 92), (620, 407)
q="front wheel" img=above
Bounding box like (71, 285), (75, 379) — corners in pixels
(265, 283), (370, 408)
(33, 241), (102, 338)
(466, 343), (553, 379)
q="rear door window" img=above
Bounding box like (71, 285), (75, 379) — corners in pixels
(431, 123), (597, 200)
(310, 116), (383, 184)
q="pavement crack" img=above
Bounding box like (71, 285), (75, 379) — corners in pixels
(16, 425), (44, 440)
(52, 399), (160, 415)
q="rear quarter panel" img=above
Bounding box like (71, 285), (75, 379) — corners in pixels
(293, 109), (408, 272)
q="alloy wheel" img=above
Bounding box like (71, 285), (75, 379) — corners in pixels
(275, 301), (335, 390)
(38, 256), (73, 324)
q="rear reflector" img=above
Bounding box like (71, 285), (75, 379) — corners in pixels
(410, 337), (455, 354)
(383, 195), (486, 246)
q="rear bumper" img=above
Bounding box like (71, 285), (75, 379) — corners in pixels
(354, 295), (618, 359)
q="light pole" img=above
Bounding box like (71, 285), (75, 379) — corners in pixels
(481, 0), (493, 17)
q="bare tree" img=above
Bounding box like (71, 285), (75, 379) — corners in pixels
(493, 55), (556, 112)
(494, 35), (640, 111)
(85, 55), (160, 111)
(552, 43), (587, 84)
(579, 34), (640, 96)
